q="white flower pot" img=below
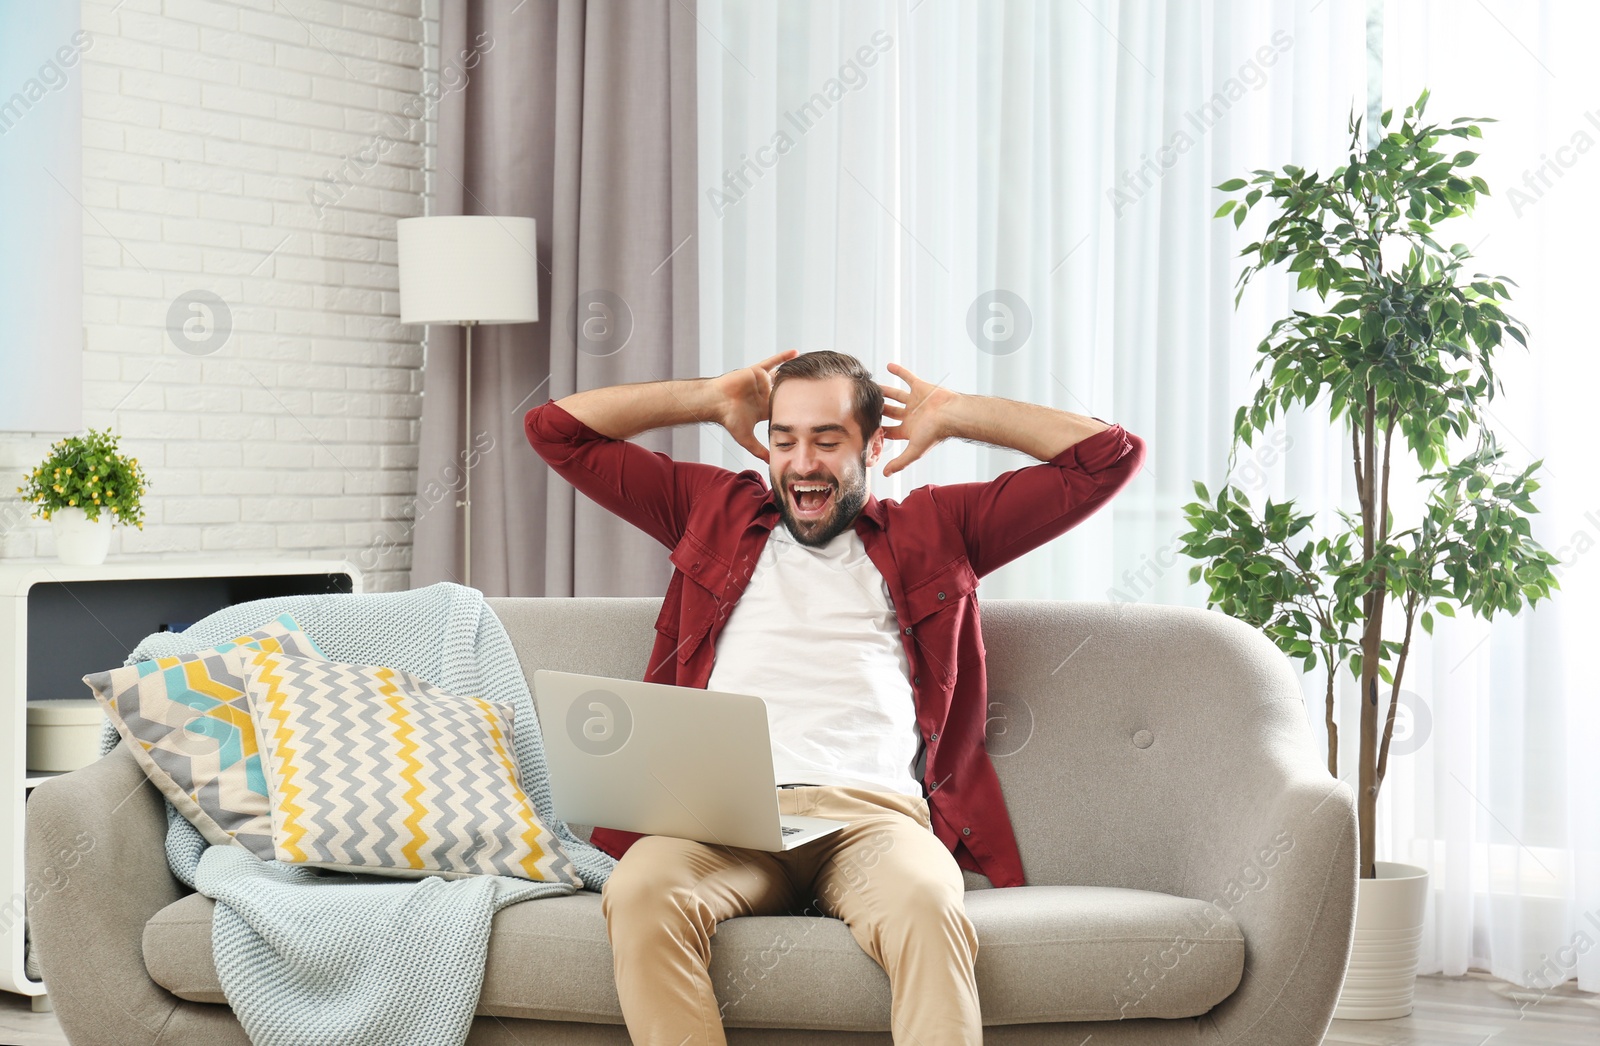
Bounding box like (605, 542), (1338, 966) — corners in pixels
(50, 506), (114, 566)
(1334, 860), (1430, 1019)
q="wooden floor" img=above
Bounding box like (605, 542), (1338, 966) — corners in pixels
(1321, 972), (1600, 1045)
(0, 972), (1595, 1044)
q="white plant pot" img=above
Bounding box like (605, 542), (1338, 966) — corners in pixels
(1334, 860), (1430, 1019)
(50, 506), (114, 566)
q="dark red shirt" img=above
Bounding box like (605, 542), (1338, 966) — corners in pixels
(524, 398), (1145, 887)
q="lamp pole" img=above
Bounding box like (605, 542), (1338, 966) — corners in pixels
(456, 320), (477, 589)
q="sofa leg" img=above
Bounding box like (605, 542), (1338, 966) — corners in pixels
(31, 994), (53, 1013)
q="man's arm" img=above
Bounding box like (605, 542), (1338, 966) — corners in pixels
(879, 361), (1110, 475)
(937, 393), (1111, 462)
(558, 349), (794, 456)
(879, 367), (1144, 579)
(554, 378), (724, 441)
(526, 352), (798, 549)
(525, 395), (730, 551)
(922, 397), (1145, 578)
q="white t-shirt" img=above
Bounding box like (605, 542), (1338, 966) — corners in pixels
(705, 520), (924, 797)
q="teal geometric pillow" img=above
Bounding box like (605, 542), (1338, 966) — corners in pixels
(82, 613), (328, 860)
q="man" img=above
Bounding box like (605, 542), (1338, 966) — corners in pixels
(524, 349), (1145, 1046)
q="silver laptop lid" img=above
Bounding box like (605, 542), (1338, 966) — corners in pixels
(531, 669), (793, 851)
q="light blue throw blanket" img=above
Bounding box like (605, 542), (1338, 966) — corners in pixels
(93, 581), (617, 1046)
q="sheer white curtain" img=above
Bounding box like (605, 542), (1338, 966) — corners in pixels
(698, 0), (1365, 600)
(892, 0), (1367, 607)
(696, 0), (901, 476)
(1374, 0), (1600, 995)
(696, 0), (1598, 995)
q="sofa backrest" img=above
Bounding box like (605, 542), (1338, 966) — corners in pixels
(487, 596), (1326, 895)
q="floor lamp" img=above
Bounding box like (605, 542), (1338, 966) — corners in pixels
(397, 215), (539, 589)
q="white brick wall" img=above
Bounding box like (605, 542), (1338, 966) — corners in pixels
(0, 0), (443, 592)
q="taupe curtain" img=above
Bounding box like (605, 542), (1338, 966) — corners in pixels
(412, 0), (701, 597)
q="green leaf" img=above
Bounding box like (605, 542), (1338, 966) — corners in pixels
(1217, 178), (1248, 192)
(1193, 480), (1210, 502)
(1215, 200), (1237, 218)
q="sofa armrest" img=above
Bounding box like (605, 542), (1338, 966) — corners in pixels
(1182, 767), (1358, 1045)
(25, 743), (218, 1044)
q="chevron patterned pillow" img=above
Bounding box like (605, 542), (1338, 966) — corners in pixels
(228, 646), (582, 885)
(83, 612), (329, 860)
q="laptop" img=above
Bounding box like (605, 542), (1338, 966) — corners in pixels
(531, 669), (850, 851)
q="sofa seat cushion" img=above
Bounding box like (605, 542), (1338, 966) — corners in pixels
(144, 883), (1243, 1028)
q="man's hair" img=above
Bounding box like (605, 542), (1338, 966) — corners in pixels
(769, 350), (883, 443)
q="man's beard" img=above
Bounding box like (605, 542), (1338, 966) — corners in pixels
(777, 450), (869, 548)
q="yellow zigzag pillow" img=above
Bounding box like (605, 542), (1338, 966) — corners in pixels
(227, 646), (581, 885)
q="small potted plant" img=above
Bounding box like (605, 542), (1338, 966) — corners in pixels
(17, 428), (150, 565)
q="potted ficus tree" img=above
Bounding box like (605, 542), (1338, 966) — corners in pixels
(17, 428), (150, 565)
(1180, 89), (1561, 1019)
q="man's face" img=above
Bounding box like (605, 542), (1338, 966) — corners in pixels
(767, 376), (883, 548)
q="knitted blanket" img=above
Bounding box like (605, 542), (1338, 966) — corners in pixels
(91, 581), (616, 1046)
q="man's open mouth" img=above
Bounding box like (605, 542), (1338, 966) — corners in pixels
(790, 483), (834, 520)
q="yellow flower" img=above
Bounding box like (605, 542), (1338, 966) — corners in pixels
(64, 467), (72, 474)
(68, 499), (76, 506)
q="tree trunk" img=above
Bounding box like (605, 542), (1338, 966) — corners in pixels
(1359, 665), (1378, 879)
(1326, 669), (1338, 777)
(1357, 384), (1381, 880)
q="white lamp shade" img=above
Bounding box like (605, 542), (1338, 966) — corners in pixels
(397, 215), (540, 325)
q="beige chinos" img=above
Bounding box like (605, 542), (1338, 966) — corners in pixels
(599, 784), (982, 1045)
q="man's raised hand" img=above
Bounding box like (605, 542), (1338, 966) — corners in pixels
(714, 349), (799, 463)
(879, 362), (958, 478)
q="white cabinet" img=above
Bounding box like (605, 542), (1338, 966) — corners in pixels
(3, 557), (361, 1000)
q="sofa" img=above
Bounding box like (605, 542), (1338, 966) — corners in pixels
(26, 595), (1357, 1044)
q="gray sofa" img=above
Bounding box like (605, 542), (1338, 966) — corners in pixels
(27, 596), (1357, 1044)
